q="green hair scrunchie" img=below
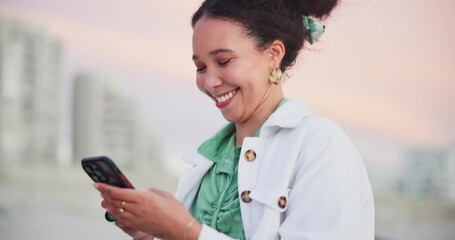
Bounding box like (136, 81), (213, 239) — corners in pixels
(302, 16), (326, 45)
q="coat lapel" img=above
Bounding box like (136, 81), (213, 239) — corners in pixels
(175, 152), (214, 208)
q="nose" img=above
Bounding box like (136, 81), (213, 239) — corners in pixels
(203, 70), (223, 92)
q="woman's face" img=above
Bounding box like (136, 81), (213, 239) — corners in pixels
(192, 17), (278, 123)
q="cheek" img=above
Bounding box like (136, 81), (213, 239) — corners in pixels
(221, 64), (246, 85)
(239, 67), (269, 89)
(195, 75), (206, 92)
(233, 58), (269, 86)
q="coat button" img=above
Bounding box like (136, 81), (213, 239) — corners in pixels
(278, 196), (287, 209)
(241, 190), (252, 203)
(244, 150), (256, 162)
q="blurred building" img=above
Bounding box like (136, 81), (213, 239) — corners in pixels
(73, 73), (161, 170)
(398, 144), (455, 202)
(0, 17), (62, 164)
(447, 144), (455, 201)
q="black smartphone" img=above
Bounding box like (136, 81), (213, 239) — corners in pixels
(81, 156), (134, 221)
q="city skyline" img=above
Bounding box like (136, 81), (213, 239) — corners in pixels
(0, 16), (62, 164)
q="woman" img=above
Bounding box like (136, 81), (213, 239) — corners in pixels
(95, 0), (375, 239)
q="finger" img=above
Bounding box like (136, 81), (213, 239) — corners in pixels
(101, 200), (108, 209)
(123, 227), (138, 237)
(104, 199), (125, 213)
(107, 199), (127, 213)
(115, 220), (132, 231)
(115, 222), (138, 237)
(95, 183), (128, 197)
(94, 183), (113, 194)
(95, 183), (140, 203)
(115, 220), (127, 228)
(106, 204), (135, 221)
(147, 187), (166, 197)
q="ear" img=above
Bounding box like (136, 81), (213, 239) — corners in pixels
(268, 40), (285, 69)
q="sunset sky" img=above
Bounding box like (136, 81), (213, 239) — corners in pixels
(1, 0), (454, 172)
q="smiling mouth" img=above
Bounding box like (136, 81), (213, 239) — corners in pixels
(215, 89), (238, 103)
(212, 88), (239, 108)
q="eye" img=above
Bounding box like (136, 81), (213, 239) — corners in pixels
(196, 66), (206, 73)
(194, 62), (206, 73)
(193, 59), (207, 73)
(218, 59), (232, 66)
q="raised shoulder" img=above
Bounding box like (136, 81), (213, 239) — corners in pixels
(299, 115), (357, 154)
(292, 114), (367, 189)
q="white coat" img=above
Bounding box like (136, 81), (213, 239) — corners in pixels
(175, 99), (375, 240)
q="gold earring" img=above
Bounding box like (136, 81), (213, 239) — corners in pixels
(268, 68), (282, 85)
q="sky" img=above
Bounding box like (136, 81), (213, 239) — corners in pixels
(1, 0), (454, 173)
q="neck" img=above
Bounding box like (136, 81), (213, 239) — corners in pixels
(235, 87), (284, 146)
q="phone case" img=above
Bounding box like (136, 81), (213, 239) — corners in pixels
(81, 156), (134, 222)
(81, 156), (134, 189)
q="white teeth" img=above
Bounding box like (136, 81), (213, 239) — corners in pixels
(216, 90), (237, 103)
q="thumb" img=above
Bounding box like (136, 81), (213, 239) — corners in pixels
(147, 188), (166, 197)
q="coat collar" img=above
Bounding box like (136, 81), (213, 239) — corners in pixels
(259, 98), (312, 137)
(182, 99), (311, 165)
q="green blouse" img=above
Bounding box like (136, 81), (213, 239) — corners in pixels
(190, 98), (288, 239)
(191, 123), (246, 239)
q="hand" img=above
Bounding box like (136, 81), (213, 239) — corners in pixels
(114, 219), (152, 239)
(100, 191), (152, 239)
(95, 183), (201, 240)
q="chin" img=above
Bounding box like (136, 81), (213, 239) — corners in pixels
(222, 116), (236, 123)
(221, 113), (238, 123)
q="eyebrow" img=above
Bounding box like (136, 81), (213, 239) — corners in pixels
(192, 48), (234, 60)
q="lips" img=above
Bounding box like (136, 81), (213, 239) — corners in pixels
(214, 88), (238, 108)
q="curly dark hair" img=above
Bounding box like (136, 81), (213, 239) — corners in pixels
(192, 0), (340, 72)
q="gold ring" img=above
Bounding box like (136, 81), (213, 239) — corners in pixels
(119, 201), (126, 213)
